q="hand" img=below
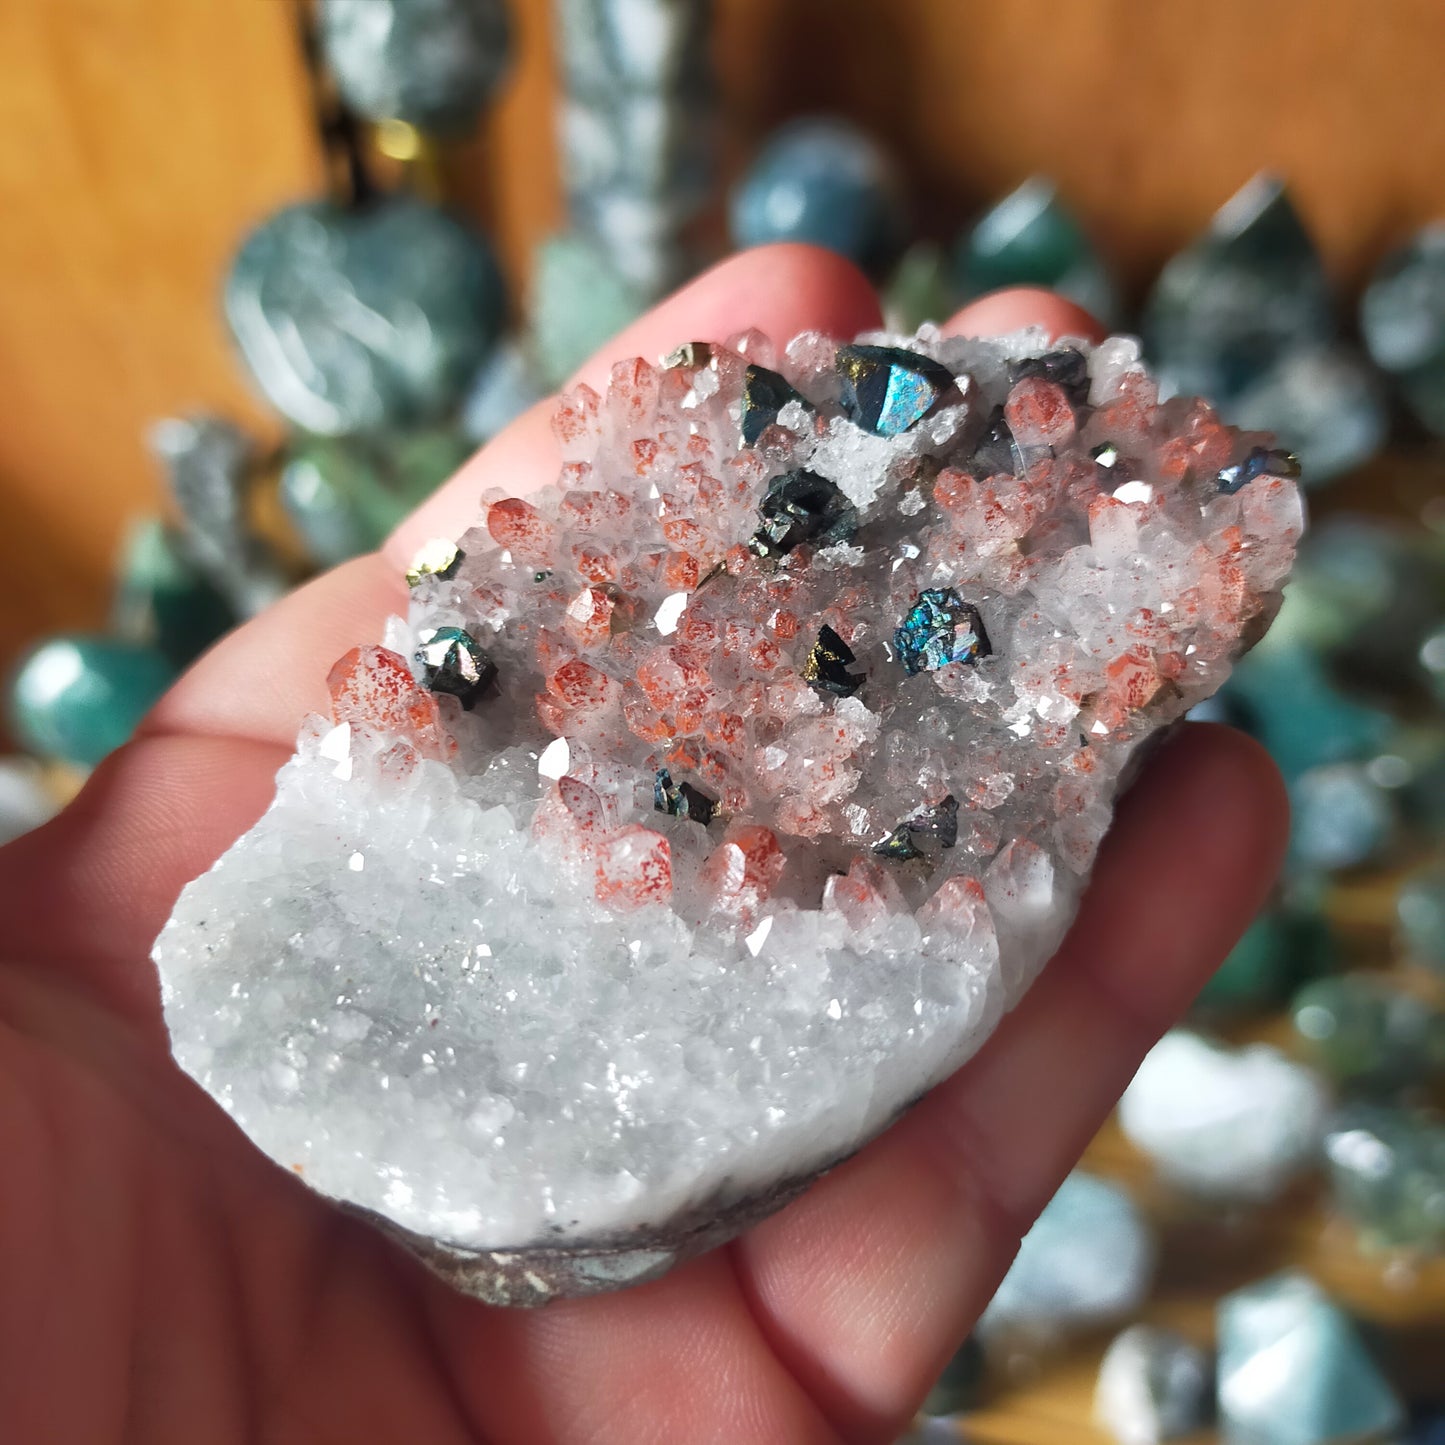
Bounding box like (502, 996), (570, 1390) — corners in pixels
(0, 245), (1288, 1444)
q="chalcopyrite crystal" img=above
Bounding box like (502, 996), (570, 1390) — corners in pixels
(154, 325), (1303, 1303)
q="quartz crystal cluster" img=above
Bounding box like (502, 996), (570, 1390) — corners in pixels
(154, 325), (1303, 1302)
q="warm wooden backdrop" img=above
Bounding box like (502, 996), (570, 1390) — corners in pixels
(4, 0), (1445, 684)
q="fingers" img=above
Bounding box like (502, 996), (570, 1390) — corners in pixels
(386, 244), (883, 567)
(941, 286), (1106, 345)
(732, 726), (1288, 1440)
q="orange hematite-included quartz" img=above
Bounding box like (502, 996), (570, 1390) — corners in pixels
(1005, 376), (1077, 449)
(327, 646), (454, 762)
(486, 497), (553, 564)
(595, 825), (673, 909)
(701, 823), (786, 926)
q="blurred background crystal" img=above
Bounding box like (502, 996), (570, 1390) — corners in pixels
(1094, 1324), (1214, 1445)
(319, 0), (512, 136)
(1216, 1273), (1404, 1445)
(979, 1172), (1156, 1338)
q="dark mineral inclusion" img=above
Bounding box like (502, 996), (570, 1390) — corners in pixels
(750, 469), (858, 558)
(414, 626), (497, 709)
(740, 362), (812, 445)
(1216, 445), (1302, 495)
(653, 769), (717, 826)
(835, 344), (956, 436)
(895, 589), (991, 676)
(802, 624), (865, 698)
(874, 794), (961, 861)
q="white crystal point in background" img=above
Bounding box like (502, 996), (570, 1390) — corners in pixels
(1119, 1030), (1329, 1202)
(980, 1171), (1156, 1337)
(1094, 1324), (1213, 1445)
(153, 328), (1303, 1303)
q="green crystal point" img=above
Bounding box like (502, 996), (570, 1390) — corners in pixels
(531, 234), (647, 389)
(1217, 1272), (1404, 1445)
(1291, 973), (1445, 1092)
(1143, 173), (1333, 401)
(112, 519), (236, 669)
(281, 428), (473, 568)
(1325, 1105), (1445, 1252)
(954, 177), (1116, 323)
(9, 635), (176, 767)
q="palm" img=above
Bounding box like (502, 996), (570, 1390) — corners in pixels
(0, 249), (1288, 1445)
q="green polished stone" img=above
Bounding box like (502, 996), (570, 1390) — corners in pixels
(1264, 517), (1445, 697)
(1143, 175), (1333, 402)
(281, 427), (474, 568)
(1198, 908), (1337, 1014)
(1324, 1105), (1445, 1253)
(883, 242), (957, 333)
(1217, 1272), (1404, 1445)
(112, 519), (237, 669)
(730, 117), (904, 272)
(319, 0), (511, 135)
(226, 198), (504, 435)
(530, 233), (646, 388)
(8, 635), (176, 768)
(954, 177), (1118, 324)
(1291, 974), (1445, 1093)
(1397, 865), (1445, 975)
(1218, 641), (1392, 786)
(921, 1334), (986, 1417)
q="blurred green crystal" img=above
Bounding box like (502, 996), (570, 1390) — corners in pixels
(1324, 1105), (1445, 1253)
(226, 198), (503, 435)
(319, 0), (512, 135)
(883, 242), (956, 333)
(530, 234), (646, 388)
(112, 519), (237, 669)
(8, 636), (176, 769)
(920, 1334), (986, 1417)
(1143, 175), (1332, 402)
(1219, 643), (1392, 786)
(1199, 908), (1336, 1014)
(1397, 865), (1445, 975)
(1230, 344), (1388, 487)
(281, 427), (473, 568)
(731, 116), (905, 271)
(1216, 1272), (1404, 1445)
(954, 177), (1118, 324)
(1361, 223), (1445, 436)
(1291, 974), (1445, 1093)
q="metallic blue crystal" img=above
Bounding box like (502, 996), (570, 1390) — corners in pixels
(836, 344), (954, 437)
(1217, 445), (1302, 495)
(895, 589), (990, 676)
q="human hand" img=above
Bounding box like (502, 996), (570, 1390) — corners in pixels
(0, 245), (1288, 1444)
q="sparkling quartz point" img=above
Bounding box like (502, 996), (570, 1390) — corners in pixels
(154, 325), (1303, 1304)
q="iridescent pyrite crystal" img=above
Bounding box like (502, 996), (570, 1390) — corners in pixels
(154, 325), (1303, 1304)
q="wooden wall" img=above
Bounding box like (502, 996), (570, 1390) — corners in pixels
(2, 0), (1444, 684)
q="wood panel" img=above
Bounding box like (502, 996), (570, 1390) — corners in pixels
(716, 0), (1445, 295)
(0, 0), (322, 684)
